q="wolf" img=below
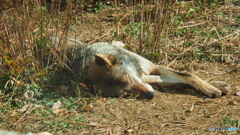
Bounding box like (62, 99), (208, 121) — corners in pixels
(50, 36), (230, 99)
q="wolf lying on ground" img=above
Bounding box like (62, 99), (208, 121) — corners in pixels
(50, 36), (230, 99)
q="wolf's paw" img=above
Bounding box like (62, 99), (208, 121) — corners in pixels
(209, 81), (231, 94)
(200, 84), (222, 98)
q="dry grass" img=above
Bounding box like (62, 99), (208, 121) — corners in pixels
(0, 0), (239, 134)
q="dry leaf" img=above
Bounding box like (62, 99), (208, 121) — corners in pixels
(52, 101), (62, 110)
(24, 90), (34, 100)
(18, 104), (33, 113)
(97, 97), (106, 104)
(79, 83), (87, 87)
(53, 109), (69, 117)
(82, 103), (93, 112)
(16, 80), (25, 86)
(189, 102), (195, 112)
(34, 105), (45, 108)
(89, 122), (98, 126)
(125, 128), (134, 134)
(53, 109), (63, 114)
(62, 110), (69, 116)
(0, 97), (5, 102)
(10, 110), (18, 116)
(195, 100), (211, 105)
(205, 114), (219, 118)
(229, 101), (238, 105)
(108, 13), (117, 17)
(161, 123), (170, 127)
(68, 110), (81, 116)
(236, 92), (240, 96)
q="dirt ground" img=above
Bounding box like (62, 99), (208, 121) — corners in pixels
(2, 61), (239, 135)
(49, 62), (239, 135)
(68, 62), (240, 135)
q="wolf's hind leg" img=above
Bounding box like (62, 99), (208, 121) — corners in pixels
(149, 65), (223, 97)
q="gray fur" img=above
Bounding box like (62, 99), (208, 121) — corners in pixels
(66, 42), (144, 97)
(49, 36), (152, 98)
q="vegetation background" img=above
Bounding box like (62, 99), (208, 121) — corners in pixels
(0, 0), (239, 134)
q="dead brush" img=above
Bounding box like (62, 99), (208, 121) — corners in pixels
(0, 0), (238, 100)
(0, 0), (76, 98)
(0, 0), (238, 102)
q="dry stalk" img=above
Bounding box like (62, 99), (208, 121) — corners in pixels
(177, 22), (206, 29)
(88, 9), (131, 45)
(13, 104), (40, 126)
(152, 0), (170, 53)
(139, 0), (144, 51)
(206, 30), (240, 45)
(167, 45), (195, 67)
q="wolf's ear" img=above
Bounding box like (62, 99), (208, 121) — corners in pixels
(95, 54), (116, 66)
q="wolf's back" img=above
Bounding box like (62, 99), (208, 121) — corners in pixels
(49, 36), (142, 81)
(68, 42), (142, 79)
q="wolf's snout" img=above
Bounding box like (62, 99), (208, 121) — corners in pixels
(130, 82), (155, 99)
(145, 91), (155, 99)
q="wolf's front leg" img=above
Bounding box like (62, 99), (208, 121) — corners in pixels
(148, 65), (225, 97)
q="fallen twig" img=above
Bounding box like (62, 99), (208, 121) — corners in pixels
(178, 22), (206, 29)
(206, 30), (240, 46)
(87, 9), (131, 45)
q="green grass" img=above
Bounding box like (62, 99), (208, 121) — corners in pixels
(222, 116), (239, 127)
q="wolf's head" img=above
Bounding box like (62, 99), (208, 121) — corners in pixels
(88, 54), (155, 99)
